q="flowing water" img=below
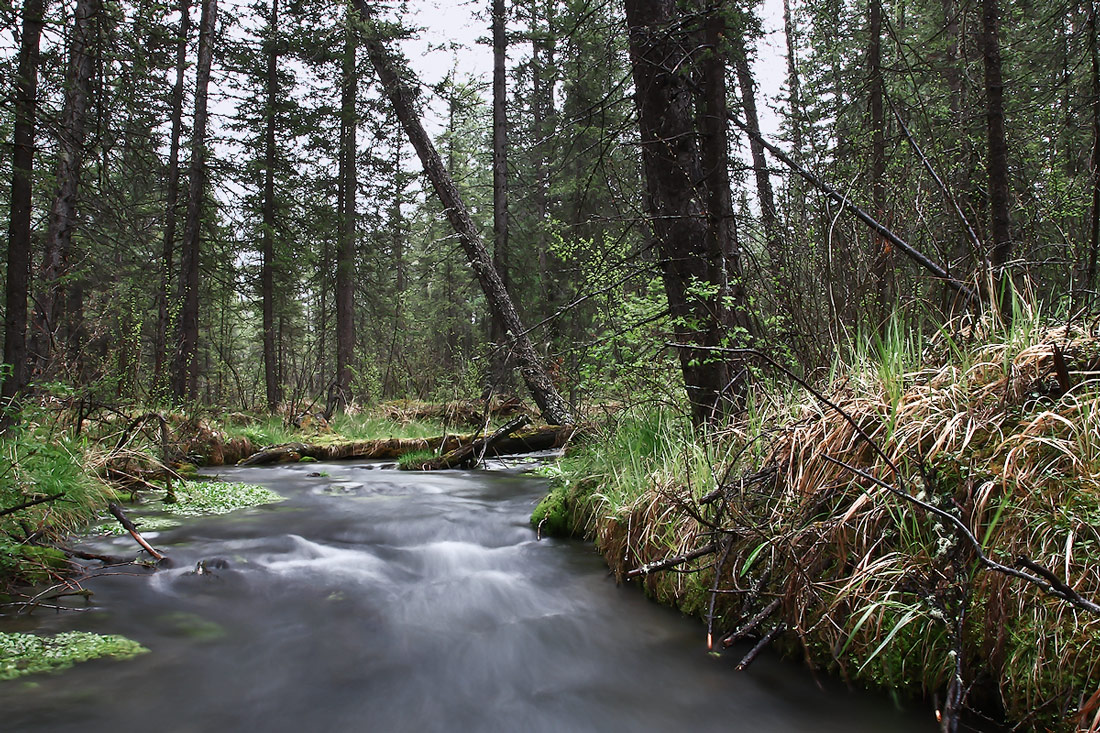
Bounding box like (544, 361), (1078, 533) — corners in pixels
(1, 458), (932, 732)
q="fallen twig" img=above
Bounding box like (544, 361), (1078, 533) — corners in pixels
(736, 622), (786, 671)
(722, 598), (782, 648)
(625, 542), (718, 579)
(107, 502), (166, 562)
(0, 492), (65, 518)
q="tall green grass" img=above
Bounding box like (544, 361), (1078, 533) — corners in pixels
(0, 419), (110, 587)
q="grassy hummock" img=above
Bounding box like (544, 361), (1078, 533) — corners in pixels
(0, 631), (147, 681)
(537, 314), (1100, 731)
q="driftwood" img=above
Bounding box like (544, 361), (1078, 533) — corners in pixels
(238, 425), (576, 467)
(107, 502), (166, 562)
(402, 416), (531, 470)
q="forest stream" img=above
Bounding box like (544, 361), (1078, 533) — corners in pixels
(0, 457), (934, 732)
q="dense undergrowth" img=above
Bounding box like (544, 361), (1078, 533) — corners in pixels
(534, 313), (1100, 731)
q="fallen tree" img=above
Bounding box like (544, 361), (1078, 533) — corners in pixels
(237, 424), (576, 467)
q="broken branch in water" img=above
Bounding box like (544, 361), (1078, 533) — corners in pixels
(736, 622), (786, 671)
(107, 502), (166, 562)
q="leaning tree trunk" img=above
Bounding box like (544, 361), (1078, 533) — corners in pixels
(353, 0), (573, 426)
(733, 38), (782, 274)
(626, 0), (745, 429)
(31, 0), (100, 376)
(982, 0), (1013, 315)
(2, 0), (46, 407)
(153, 0), (191, 402)
(173, 0), (218, 402)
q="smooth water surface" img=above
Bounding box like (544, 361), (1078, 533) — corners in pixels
(0, 459), (932, 732)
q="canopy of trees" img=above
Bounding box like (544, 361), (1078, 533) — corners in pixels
(0, 0), (1091, 426)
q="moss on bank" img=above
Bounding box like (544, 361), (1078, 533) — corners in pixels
(0, 631), (147, 680)
(535, 319), (1100, 731)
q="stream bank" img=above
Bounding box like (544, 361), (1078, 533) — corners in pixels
(533, 323), (1100, 731)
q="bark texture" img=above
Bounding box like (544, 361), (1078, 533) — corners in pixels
(982, 0), (1013, 312)
(333, 10), (357, 410)
(173, 0), (218, 401)
(2, 0), (45, 404)
(153, 0), (191, 401)
(625, 0), (746, 428)
(262, 0), (282, 411)
(31, 0), (100, 374)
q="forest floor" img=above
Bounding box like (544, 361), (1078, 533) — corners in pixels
(534, 316), (1100, 732)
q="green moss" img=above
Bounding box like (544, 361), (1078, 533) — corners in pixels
(0, 631), (147, 681)
(157, 480), (284, 517)
(531, 484), (583, 537)
(298, 456), (318, 463)
(157, 612), (225, 641)
(397, 450), (436, 470)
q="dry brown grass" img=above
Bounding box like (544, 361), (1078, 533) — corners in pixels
(558, 319), (1100, 730)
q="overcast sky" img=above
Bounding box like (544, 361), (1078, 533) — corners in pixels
(399, 0), (788, 140)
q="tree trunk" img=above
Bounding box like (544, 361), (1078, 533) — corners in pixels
(732, 36), (783, 289)
(782, 0), (804, 155)
(153, 0), (191, 402)
(1085, 0), (1100, 304)
(868, 0), (891, 321)
(626, 0), (745, 429)
(31, 0), (99, 375)
(173, 0), (218, 402)
(262, 0), (281, 411)
(701, 10), (752, 413)
(354, 0), (574, 425)
(489, 0), (511, 390)
(333, 8), (357, 411)
(1, 0), (45, 406)
(981, 0), (1013, 313)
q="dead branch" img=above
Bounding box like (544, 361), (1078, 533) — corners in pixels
(107, 502), (166, 562)
(624, 542), (718, 579)
(0, 492), (65, 517)
(736, 622), (786, 671)
(722, 598), (782, 647)
(727, 113), (979, 305)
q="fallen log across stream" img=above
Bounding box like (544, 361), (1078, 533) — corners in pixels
(237, 424), (577, 467)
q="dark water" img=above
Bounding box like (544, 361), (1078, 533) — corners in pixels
(1, 459), (933, 732)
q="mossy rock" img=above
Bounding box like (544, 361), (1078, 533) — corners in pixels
(531, 485), (574, 537)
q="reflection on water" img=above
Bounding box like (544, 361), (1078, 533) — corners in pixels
(0, 460), (933, 732)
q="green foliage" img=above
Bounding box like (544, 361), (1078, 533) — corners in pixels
(0, 416), (111, 588)
(396, 450), (436, 470)
(0, 631), (147, 681)
(153, 480), (284, 517)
